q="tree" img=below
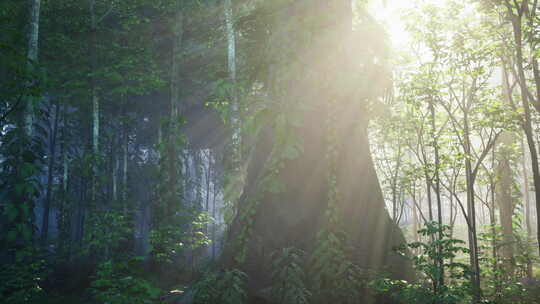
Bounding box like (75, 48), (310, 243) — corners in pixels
(224, 0), (240, 170)
(221, 1), (413, 302)
(392, 1), (512, 300)
(484, 0), (540, 255)
(24, 0), (41, 137)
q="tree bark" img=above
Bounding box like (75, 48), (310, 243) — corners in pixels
(24, 0), (41, 136)
(41, 103), (60, 243)
(496, 67), (516, 275)
(489, 169), (500, 293)
(496, 133), (515, 273)
(166, 6), (184, 218)
(464, 107), (482, 302)
(89, 0), (99, 203)
(508, 8), (540, 255)
(112, 153), (118, 202)
(429, 96), (444, 289)
(122, 103), (128, 215)
(220, 2), (413, 302)
(521, 139), (534, 278)
(58, 113), (70, 254)
(225, 0), (240, 169)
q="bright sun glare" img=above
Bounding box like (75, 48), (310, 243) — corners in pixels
(368, 0), (419, 48)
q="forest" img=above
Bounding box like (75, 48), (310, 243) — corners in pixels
(1, 0), (540, 303)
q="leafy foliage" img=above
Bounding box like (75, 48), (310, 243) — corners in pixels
(82, 210), (132, 258)
(270, 248), (312, 304)
(479, 225), (540, 303)
(0, 248), (46, 304)
(372, 222), (472, 304)
(193, 268), (248, 304)
(309, 229), (366, 304)
(90, 258), (163, 304)
(149, 211), (211, 264)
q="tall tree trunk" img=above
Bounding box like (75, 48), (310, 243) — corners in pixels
(122, 104), (128, 215)
(112, 153), (118, 202)
(9, 0), (42, 250)
(195, 151), (203, 207)
(41, 103), (60, 243)
(521, 139), (534, 278)
(391, 145), (403, 223)
(166, 4), (184, 218)
(25, 0), (41, 136)
(59, 118), (70, 254)
(429, 97), (444, 289)
(527, 0), (540, 113)
(489, 171), (500, 293)
(496, 67), (516, 275)
(63, 147), (68, 194)
(89, 0), (99, 203)
(412, 194), (420, 255)
(122, 131), (128, 200)
(464, 108), (481, 302)
(225, 0), (240, 169)
(507, 7), (540, 255)
(221, 2), (413, 302)
(211, 164), (218, 260)
(425, 175), (434, 222)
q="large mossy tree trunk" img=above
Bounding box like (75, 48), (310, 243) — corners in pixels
(221, 1), (413, 302)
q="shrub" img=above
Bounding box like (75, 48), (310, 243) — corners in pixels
(89, 258), (162, 304)
(193, 268), (247, 304)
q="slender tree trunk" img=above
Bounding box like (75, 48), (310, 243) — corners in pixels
(464, 109), (481, 302)
(225, 0), (240, 169)
(496, 67), (516, 275)
(112, 153), (118, 202)
(122, 134), (128, 199)
(392, 182), (397, 221)
(211, 163), (217, 260)
(425, 175), (434, 222)
(519, 61), (540, 257)
(195, 151), (203, 207)
(532, 57), (540, 107)
(448, 191), (457, 268)
(412, 194), (420, 255)
(63, 148), (68, 194)
(92, 96), (99, 156)
(391, 145), (403, 223)
(527, 1), (540, 112)
(205, 151), (211, 212)
(59, 119), (70, 255)
(10, 0), (42, 250)
(508, 9), (540, 255)
(41, 103), (60, 243)
(167, 5), (184, 217)
(89, 0), (99, 203)
(429, 98), (444, 288)
(204, 150), (212, 251)
(27, 0), (41, 63)
(496, 110), (514, 277)
(489, 174), (500, 293)
(522, 139), (534, 278)
(92, 96), (99, 153)
(449, 195), (454, 237)
(25, 0), (41, 136)
(122, 105), (128, 215)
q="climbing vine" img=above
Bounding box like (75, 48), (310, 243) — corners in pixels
(308, 99), (366, 303)
(270, 247), (312, 304)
